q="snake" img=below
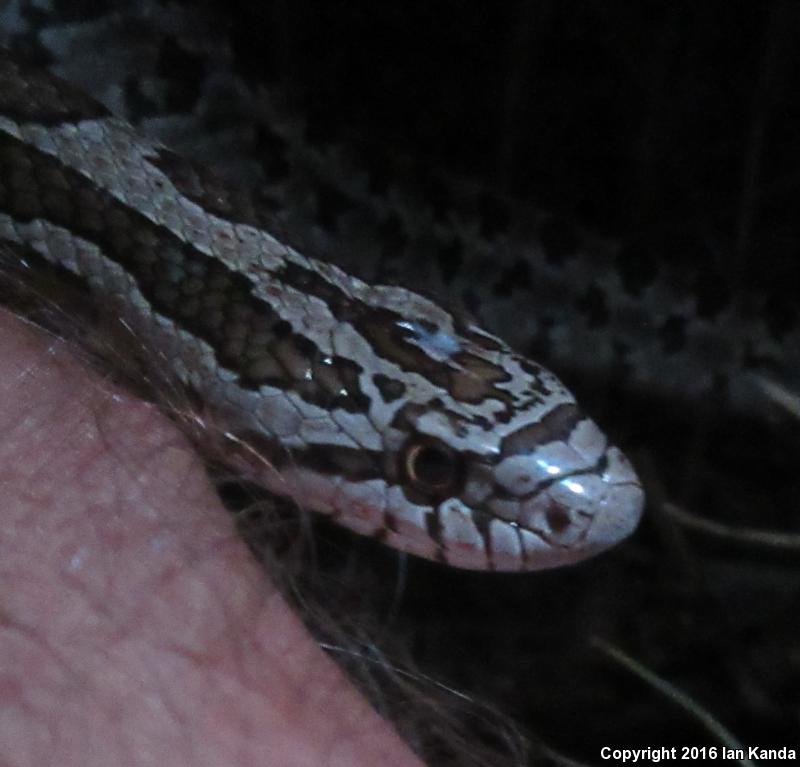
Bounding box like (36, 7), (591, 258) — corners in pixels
(0, 50), (644, 572)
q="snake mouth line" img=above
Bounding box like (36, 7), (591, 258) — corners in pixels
(487, 450), (612, 506)
(425, 446), (644, 569)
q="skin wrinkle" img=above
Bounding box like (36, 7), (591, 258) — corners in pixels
(0, 309), (423, 767)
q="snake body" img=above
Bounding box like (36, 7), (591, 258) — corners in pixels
(0, 52), (644, 571)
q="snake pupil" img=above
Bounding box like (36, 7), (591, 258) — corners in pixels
(403, 441), (462, 496)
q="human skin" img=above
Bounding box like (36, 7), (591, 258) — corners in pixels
(0, 309), (423, 767)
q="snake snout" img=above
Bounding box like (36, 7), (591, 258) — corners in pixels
(486, 415), (645, 570)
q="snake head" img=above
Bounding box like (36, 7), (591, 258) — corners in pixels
(384, 397), (644, 571)
(255, 295), (645, 572)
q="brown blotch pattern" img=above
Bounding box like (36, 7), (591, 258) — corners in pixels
(500, 402), (581, 458)
(0, 130), (369, 413)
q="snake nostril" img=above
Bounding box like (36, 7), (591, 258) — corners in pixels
(545, 503), (571, 534)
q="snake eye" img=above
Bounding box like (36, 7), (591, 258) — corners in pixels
(402, 439), (464, 498)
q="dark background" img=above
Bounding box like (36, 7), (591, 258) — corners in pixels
(226, 1), (800, 297)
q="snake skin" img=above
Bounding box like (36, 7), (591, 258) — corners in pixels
(0, 50), (644, 571)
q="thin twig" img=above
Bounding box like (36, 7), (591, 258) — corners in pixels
(591, 638), (755, 767)
(664, 502), (800, 551)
